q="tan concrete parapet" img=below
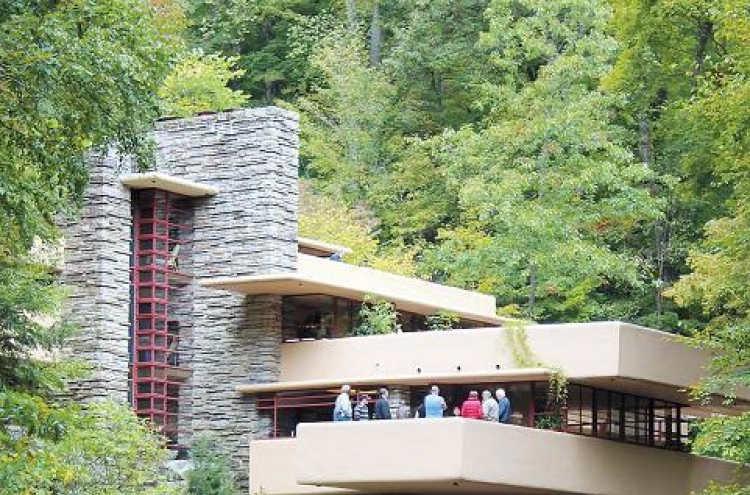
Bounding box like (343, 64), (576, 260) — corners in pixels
(265, 322), (750, 405)
(250, 438), (352, 495)
(287, 419), (746, 495)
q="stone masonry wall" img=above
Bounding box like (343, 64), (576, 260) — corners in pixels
(60, 152), (132, 403)
(152, 108), (299, 489)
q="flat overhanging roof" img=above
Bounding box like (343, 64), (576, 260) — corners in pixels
(120, 172), (219, 197)
(200, 254), (510, 325)
(236, 368), (551, 394)
(298, 237), (352, 256)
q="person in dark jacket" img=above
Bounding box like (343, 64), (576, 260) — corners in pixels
(374, 387), (392, 419)
(496, 388), (512, 424)
(460, 390), (483, 419)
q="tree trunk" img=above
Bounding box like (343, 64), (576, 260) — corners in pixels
(346, 0), (358, 29)
(527, 262), (538, 319)
(638, 114), (651, 166)
(692, 20), (713, 87)
(369, 2), (382, 66)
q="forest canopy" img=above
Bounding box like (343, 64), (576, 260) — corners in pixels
(0, 0), (748, 492)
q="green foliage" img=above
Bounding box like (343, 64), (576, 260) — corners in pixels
(299, 183), (417, 276)
(353, 296), (399, 336)
(425, 311), (459, 331)
(159, 50), (249, 118)
(692, 413), (750, 464)
(181, 0), (748, 331)
(0, 261), (74, 392)
(292, 27), (398, 200)
(548, 368), (569, 409)
(0, 395), (176, 495)
(418, 0), (661, 321)
(0, 2), (180, 494)
(503, 322), (568, 420)
(186, 0), (337, 102)
(604, 0), (750, 331)
(187, 435), (238, 495)
(0, 0), (175, 256)
(535, 414), (564, 430)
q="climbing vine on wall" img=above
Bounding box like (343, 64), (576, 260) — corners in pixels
(503, 322), (568, 416)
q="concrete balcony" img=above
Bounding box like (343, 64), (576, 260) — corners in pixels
(249, 419), (743, 495)
(201, 253), (507, 325)
(239, 322), (744, 407)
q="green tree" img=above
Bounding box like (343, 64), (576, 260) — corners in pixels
(418, 0), (661, 321)
(603, 0), (750, 330)
(384, 0), (491, 135)
(186, 0), (337, 102)
(299, 183), (417, 276)
(293, 27), (399, 201)
(0, 396), (176, 495)
(665, 3), (750, 489)
(159, 50), (249, 118)
(353, 295), (399, 336)
(187, 435), (238, 495)
(0, 1), (179, 493)
(0, 0), (175, 257)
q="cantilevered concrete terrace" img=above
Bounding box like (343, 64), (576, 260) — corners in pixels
(248, 419), (745, 495)
(237, 322), (750, 409)
(201, 253), (509, 325)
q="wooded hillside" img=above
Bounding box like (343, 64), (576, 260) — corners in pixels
(186, 0), (749, 332)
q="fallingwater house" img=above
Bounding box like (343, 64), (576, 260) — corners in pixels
(61, 107), (749, 494)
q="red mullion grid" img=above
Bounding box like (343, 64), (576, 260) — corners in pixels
(258, 392), (338, 438)
(133, 190), (170, 429)
(132, 189), (187, 447)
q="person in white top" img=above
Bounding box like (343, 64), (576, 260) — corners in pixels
(333, 384), (353, 421)
(482, 390), (499, 422)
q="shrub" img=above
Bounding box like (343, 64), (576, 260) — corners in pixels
(353, 296), (399, 336)
(187, 435), (238, 495)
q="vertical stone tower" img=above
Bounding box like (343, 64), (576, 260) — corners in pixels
(62, 108), (299, 489)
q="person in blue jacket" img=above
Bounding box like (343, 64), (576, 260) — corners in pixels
(496, 388), (511, 424)
(424, 385), (447, 418)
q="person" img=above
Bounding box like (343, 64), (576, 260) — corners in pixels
(496, 388), (511, 424)
(424, 385), (447, 418)
(482, 390), (499, 422)
(396, 400), (411, 419)
(333, 384), (352, 421)
(353, 394), (370, 421)
(460, 390), (483, 419)
(374, 388), (392, 419)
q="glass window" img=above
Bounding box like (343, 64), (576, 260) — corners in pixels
(609, 392), (623, 440)
(283, 296), (365, 340)
(566, 384), (582, 434)
(623, 394), (637, 443)
(594, 388), (608, 437)
(580, 386), (594, 436)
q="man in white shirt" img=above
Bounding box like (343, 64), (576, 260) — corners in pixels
(333, 384), (353, 421)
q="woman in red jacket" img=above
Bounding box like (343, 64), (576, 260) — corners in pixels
(460, 390), (483, 419)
